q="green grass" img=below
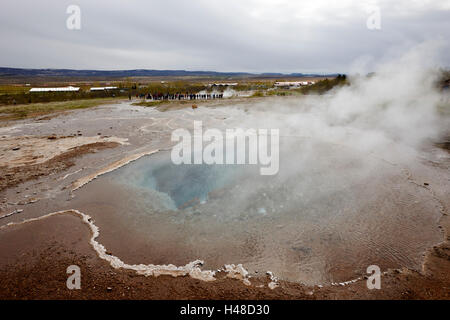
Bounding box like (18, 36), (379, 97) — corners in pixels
(131, 100), (167, 107)
(266, 89), (295, 96)
(250, 90), (265, 98)
(0, 97), (121, 121)
(0, 85), (29, 95)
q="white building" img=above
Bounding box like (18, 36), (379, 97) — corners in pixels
(29, 86), (80, 92)
(90, 86), (118, 91)
(273, 81), (315, 88)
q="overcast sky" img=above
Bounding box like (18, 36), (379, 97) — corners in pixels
(1, 0), (449, 73)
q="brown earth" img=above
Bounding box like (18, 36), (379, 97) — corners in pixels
(0, 210), (448, 300)
(0, 141), (119, 192)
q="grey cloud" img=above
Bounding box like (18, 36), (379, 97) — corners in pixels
(0, 0), (449, 72)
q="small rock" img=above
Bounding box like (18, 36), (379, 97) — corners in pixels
(106, 287), (113, 292)
(12, 147), (20, 151)
(424, 182), (429, 186)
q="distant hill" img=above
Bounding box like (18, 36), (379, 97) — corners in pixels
(0, 67), (336, 79)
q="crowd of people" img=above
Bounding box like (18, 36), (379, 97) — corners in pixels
(135, 92), (224, 100)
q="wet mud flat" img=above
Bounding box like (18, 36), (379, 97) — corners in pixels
(0, 98), (449, 299)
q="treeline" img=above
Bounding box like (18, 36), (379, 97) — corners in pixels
(297, 74), (348, 94)
(134, 81), (273, 95)
(264, 75), (348, 97)
(438, 69), (450, 89)
(141, 81), (207, 95)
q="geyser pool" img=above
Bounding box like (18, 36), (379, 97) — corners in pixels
(125, 151), (250, 209)
(72, 142), (443, 285)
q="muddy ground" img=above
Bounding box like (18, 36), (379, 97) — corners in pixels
(0, 98), (449, 299)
